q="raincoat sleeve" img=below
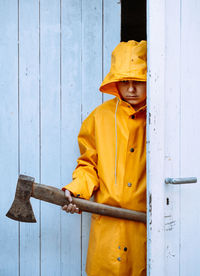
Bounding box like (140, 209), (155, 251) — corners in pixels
(62, 113), (99, 200)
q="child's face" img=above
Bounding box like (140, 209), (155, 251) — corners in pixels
(117, 80), (146, 110)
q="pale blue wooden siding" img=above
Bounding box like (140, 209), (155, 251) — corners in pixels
(61, 1), (82, 275)
(0, 1), (120, 275)
(19, 1), (40, 275)
(81, 1), (103, 271)
(0, 1), (19, 275)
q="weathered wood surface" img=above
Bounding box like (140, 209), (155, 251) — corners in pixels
(0, 1), (19, 276)
(147, 0), (200, 275)
(180, 0), (200, 274)
(19, 1), (40, 275)
(0, 1), (120, 275)
(61, 1), (82, 275)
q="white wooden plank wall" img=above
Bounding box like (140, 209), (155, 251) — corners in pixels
(147, 0), (166, 273)
(0, 1), (120, 275)
(147, 0), (200, 275)
(180, 0), (200, 274)
(164, 0), (181, 274)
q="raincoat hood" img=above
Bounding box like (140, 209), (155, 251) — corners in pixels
(99, 40), (147, 98)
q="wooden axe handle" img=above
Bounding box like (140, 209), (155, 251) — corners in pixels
(32, 183), (146, 223)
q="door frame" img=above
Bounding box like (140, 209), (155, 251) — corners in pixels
(146, 0), (166, 274)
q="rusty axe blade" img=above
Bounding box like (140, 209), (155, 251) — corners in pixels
(6, 174), (146, 223)
(6, 175), (36, 222)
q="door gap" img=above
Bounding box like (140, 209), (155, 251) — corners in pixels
(121, 0), (146, 42)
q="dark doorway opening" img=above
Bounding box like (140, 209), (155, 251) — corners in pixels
(121, 0), (146, 42)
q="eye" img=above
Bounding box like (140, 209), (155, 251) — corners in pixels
(120, 80), (129, 84)
(133, 81), (146, 86)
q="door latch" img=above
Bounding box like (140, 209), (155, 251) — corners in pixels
(165, 177), (197, 184)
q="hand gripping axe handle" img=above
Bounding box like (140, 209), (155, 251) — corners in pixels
(6, 174), (146, 223)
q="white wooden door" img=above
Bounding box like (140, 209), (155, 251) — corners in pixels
(147, 0), (200, 275)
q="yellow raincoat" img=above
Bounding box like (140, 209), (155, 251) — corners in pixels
(63, 40), (147, 276)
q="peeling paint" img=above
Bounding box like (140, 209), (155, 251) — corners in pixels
(166, 245), (176, 258)
(148, 193), (152, 225)
(164, 215), (176, 231)
(149, 112), (151, 124)
(164, 155), (172, 161)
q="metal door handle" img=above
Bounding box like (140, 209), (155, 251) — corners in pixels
(165, 177), (197, 184)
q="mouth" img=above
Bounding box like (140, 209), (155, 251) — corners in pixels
(125, 96), (139, 99)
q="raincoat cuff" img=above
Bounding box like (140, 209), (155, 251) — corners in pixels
(62, 178), (89, 200)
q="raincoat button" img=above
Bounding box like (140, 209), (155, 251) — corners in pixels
(117, 257), (121, 261)
(127, 182), (132, 187)
(124, 247), (127, 251)
(130, 148), (134, 152)
(131, 115), (135, 119)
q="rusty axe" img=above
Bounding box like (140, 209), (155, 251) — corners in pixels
(6, 175), (146, 223)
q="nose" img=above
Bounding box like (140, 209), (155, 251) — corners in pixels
(128, 82), (135, 92)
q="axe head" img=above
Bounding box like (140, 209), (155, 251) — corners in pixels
(6, 175), (37, 223)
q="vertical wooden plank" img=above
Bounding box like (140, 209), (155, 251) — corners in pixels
(0, 1), (19, 275)
(180, 0), (200, 275)
(81, 0), (103, 119)
(40, 0), (61, 274)
(60, 0), (82, 275)
(81, 1), (103, 274)
(164, 0), (181, 274)
(19, 1), (40, 275)
(147, 0), (166, 274)
(103, 0), (121, 102)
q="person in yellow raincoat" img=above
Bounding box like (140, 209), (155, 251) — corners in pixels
(62, 40), (147, 276)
